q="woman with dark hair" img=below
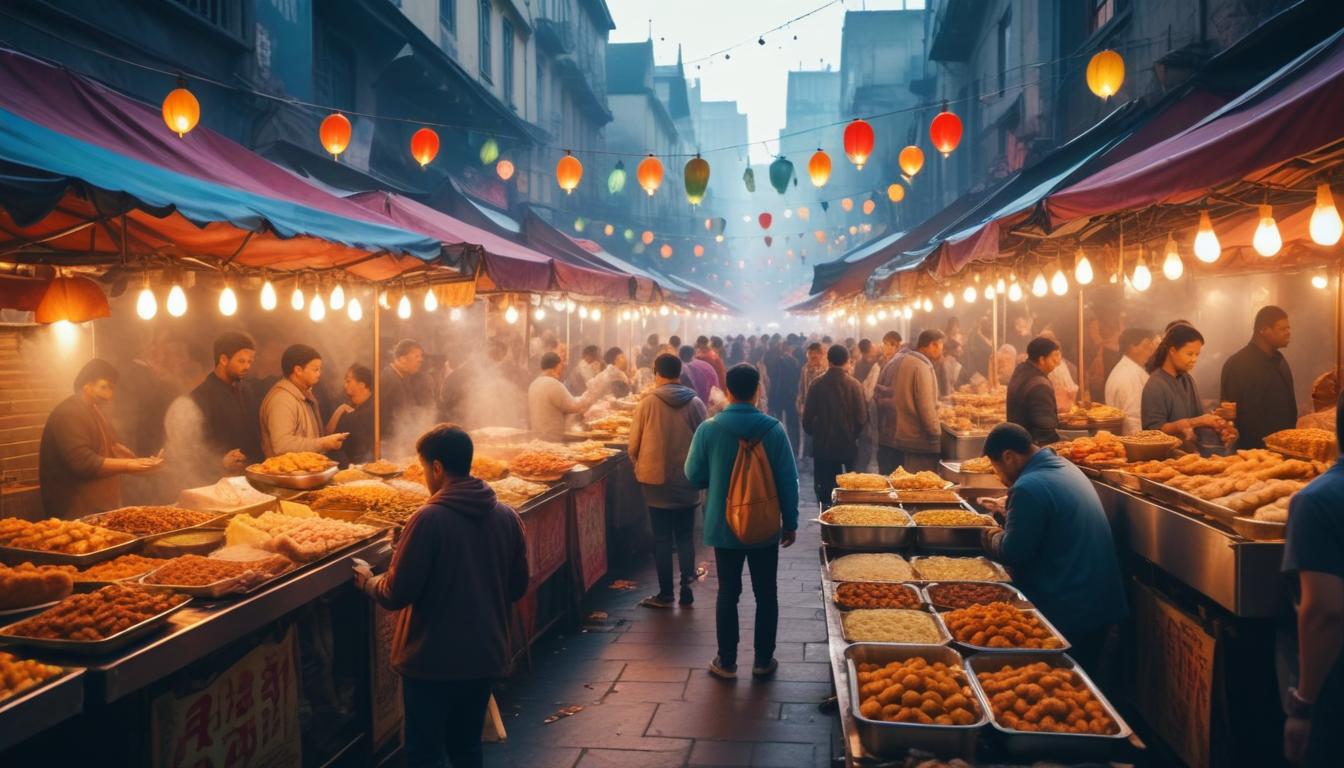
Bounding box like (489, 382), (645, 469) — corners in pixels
(1140, 323), (1237, 454)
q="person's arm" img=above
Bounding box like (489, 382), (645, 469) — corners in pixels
(264, 398), (327, 455)
(1297, 570), (1344, 702)
(366, 513), (436, 610)
(801, 386), (819, 435)
(767, 423), (800, 532)
(626, 402), (646, 464)
(986, 485), (1047, 567)
(688, 398), (708, 431)
(683, 422), (711, 490)
(548, 378), (594, 415)
(917, 365), (940, 439)
(507, 511), (530, 602)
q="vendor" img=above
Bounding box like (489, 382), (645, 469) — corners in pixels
(1006, 336), (1062, 445)
(39, 359), (164, 518)
(1141, 323), (1236, 454)
(979, 423), (1126, 670)
(260, 344), (348, 457)
(328, 364), (375, 465)
(187, 332), (263, 472)
(1220, 305), (1296, 449)
(381, 339), (433, 442)
(527, 352), (599, 440)
(1104, 328), (1156, 435)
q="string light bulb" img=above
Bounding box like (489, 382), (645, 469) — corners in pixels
(290, 281), (305, 311)
(260, 278), (277, 311)
(397, 293), (412, 319)
(449, 308), (462, 322)
(942, 291), (955, 309)
(1194, 210), (1221, 263)
(1007, 279), (1023, 302)
(379, 291), (391, 310)
(347, 296), (363, 322)
(659, 305), (670, 316)
(136, 283), (157, 320)
(1162, 234), (1184, 280)
(1050, 267), (1068, 296)
(579, 305), (589, 319)
(1312, 272), (1329, 290)
(504, 304), (519, 324)
(922, 296), (933, 313)
(218, 284), (237, 317)
(423, 287), (438, 312)
(565, 299), (576, 313)
(534, 307), (546, 321)
(330, 282), (345, 310)
(1031, 269), (1048, 297)
(1074, 250), (1094, 285)
(902, 306), (913, 320)
(1131, 250), (1153, 292)
(962, 285), (977, 303)
(591, 307), (601, 321)
(983, 284), (996, 301)
(309, 293), (326, 321)
(167, 283), (188, 317)
(1310, 183), (1342, 246)
(1252, 204), (1281, 257)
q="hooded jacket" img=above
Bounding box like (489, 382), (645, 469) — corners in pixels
(802, 367), (868, 464)
(366, 476), (529, 680)
(628, 383), (708, 508)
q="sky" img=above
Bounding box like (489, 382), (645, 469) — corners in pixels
(607, 0), (925, 164)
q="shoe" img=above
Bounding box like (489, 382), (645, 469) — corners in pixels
(640, 594), (674, 609)
(679, 586), (694, 606)
(708, 657), (737, 680)
(751, 659), (779, 679)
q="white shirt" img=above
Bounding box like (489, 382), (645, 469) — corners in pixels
(527, 375), (589, 439)
(1105, 355), (1150, 435)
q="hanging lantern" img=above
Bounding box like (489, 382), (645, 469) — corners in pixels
(1252, 204), (1281, 257)
(758, 213), (772, 230)
(1031, 269), (1048, 297)
(742, 166), (756, 193)
(1086, 49), (1126, 100)
(1194, 210), (1221, 263)
(768, 155), (794, 194)
(161, 81), (200, 138)
(34, 275), (110, 324)
(694, 244), (705, 257)
(862, 199), (876, 216)
(218, 284), (238, 317)
(1162, 234), (1184, 280)
(841, 198), (854, 212)
(684, 154), (710, 205)
(347, 296), (363, 322)
(479, 137), (500, 165)
(637, 154), (664, 196)
(573, 217), (586, 232)
(624, 228), (635, 242)
(887, 183), (905, 203)
(309, 293), (327, 322)
(798, 206), (810, 221)
(330, 282), (345, 310)
(660, 244), (673, 259)
(1051, 267), (1069, 296)
(641, 230), (654, 245)
(1131, 251), (1153, 292)
(814, 230), (826, 244)
(899, 145), (925, 178)
(556, 151), (583, 194)
(1310, 183), (1343, 246)
(843, 118), (875, 169)
(167, 283), (188, 318)
(319, 113), (352, 160)
(808, 149), (831, 188)
(604, 224), (614, 236)
(607, 160), (627, 194)
(764, 236), (773, 248)
(929, 104), (963, 157)
(943, 291), (955, 309)
(496, 159), (515, 180)
(260, 279), (277, 311)
(410, 128), (440, 167)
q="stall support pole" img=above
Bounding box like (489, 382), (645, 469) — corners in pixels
(373, 295), (382, 461)
(1078, 287), (1088, 406)
(989, 292), (999, 388)
(522, 295), (532, 368)
(1336, 261), (1342, 389)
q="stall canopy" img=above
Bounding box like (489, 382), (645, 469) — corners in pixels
(569, 238), (668, 304)
(0, 48), (441, 281)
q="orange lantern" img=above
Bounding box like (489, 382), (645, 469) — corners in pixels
(862, 199), (876, 215)
(694, 244), (705, 257)
(899, 145), (925, 178)
(758, 212), (772, 230)
(496, 159), (515, 180)
(841, 197), (854, 212)
(929, 104), (963, 157)
(1086, 49), (1125, 99)
(807, 149), (831, 188)
(319, 113), (351, 159)
(161, 82), (200, 138)
(641, 230), (655, 245)
(887, 183), (906, 203)
(556, 151), (583, 194)
(410, 128), (440, 167)
(843, 118), (875, 169)
(660, 244), (673, 259)
(637, 154), (664, 196)
(814, 230), (826, 244)
(34, 275), (110, 324)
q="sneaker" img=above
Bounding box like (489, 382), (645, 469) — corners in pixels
(751, 658), (779, 679)
(640, 594), (674, 609)
(708, 657), (737, 680)
(679, 586), (694, 606)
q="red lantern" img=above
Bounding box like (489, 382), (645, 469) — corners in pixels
(660, 244), (673, 259)
(758, 213), (772, 230)
(814, 230), (826, 244)
(693, 244), (705, 257)
(319, 113), (351, 159)
(410, 128), (440, 167)
(34, 275), (110, 324)
(556, 152), (583, 194)
(496, 159), (515, 180)
(843, 118), (875, 169)
(641, 230), (654, 245)
(929, 104), (963, 157)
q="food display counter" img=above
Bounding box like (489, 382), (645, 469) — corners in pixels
(0, 667), (83, 751)
(941, 425), (987, 461)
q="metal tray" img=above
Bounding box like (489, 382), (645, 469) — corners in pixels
(0, 535), (142, 567)
(565, 463), (595, 489)
(136, 560), (294, 599)
(844, 643), (988, 759)
(1231, 516), (1286, 541)
(964, 652), (1133, 759)
(1099, 468), (1143, 491)
(81, 509), (229, 545)
(0, 599), (63, 618)
(244, 464), (339, 491)
(824, 550), (917, 584)
(0, 666), (84, 752)
(831, 488), (903, 506)
(840, 606), (951, 645)
(938, 461), (1005, 490)
(921, 581), (1031, 610)
(1137, 476), (1238, 525)
(910, 556), (1010, 583)
(815, 514), (914, 550)
(889, 490), (966, 506)
(0, 597), (191, 656)
(912, 513), (997, 551)
(934, 605), (1070, 654)
(831, 582), (924, 612)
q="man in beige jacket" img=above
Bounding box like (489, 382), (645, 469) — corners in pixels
(875, 330), (944, 473)
(260, 344), (348, 457)
(627, 353), (707, 609)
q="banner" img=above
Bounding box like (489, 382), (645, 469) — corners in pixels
(1134, 584), (1215, 768)
(369, 604), (404, 751)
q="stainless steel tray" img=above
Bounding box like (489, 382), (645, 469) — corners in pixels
(565, 463), (596, 489)
(244, 464), (338, 491)
(824, 550), (917, 583)
(844, 643), (988, 759)
(0, 535), (142, 567)
(921, 581), (1031, 610)
(81, 509), (229, 545)
(938, 461), (1005, 490)
(912, 513), (997, 551)
(831, 582), (924, 612)
(0, 599), (63, 618)
(831, 488), (903, 506)
(815, 516), (914, 550)
(137, 560), (294, 599)
(1099, 468), (1143, 491)
(0, 597), (191, 655)
(889, 490), (967, 506)
(934, 605), (1071, 654)
(1137, 476), (1238, 526)
(839, 606), (951, 645)
(0, 666), (84, 752)
(910, 555), (1011, 582)
(965, 652), (1133, 759)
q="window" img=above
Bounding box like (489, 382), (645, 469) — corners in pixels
(479, 0), (492, 82)
(314, 27), (356, 112)
(440, 0), (455, 35)
(997, 6), (1012, 94)
(1090, 0), (1129, 34)
(502, 19), (514, 106)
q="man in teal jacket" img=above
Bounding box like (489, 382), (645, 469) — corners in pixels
(685, 364), (800, 680)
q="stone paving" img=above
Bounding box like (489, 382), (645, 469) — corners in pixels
(487, 467), (840, 768)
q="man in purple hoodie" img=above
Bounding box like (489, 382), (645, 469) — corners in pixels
(353, 424), (528, 768)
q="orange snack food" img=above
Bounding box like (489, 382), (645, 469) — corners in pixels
(854, 656), (980, 726)
(942, 601), (1064, 649)
(975, 661), (1118, 734)
(834, 582), (922, 610)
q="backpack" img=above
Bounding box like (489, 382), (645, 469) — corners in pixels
(725, 421), (782, 544)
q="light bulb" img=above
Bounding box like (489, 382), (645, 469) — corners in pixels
(52, 319), (78, 348)
(309, 294), (326, 321)
(260, 279), (277, 311)
(1312, 273), (1329, 290)
(1162, 236), (1184, 280)
(942, 291), (955, 309)
(902, 306), (913, 320)
(504, 305), (519, 324)
(167, 284), (188, 317)
(1252, 205), (1281, 257)
(566, 299), (576, 313)
(865, 313), (877, 327)
(1074, 252), (1094, 285)
(218, 285), (237, 316)
(450, 308), (462, 322)
(347, 297), (363, 322)
(1008, 281), (1023, 302)
(1031, 270), (1048, 297)
(579, 305), (589, 319)
(1310, 184), (1342, 246)
(922, 297), (933, 312)
(424, 287), (438, 312)
(1050, 268), (1068, 296)
(1194, 210), (1221, 263)
(591, 308), (601, 321)
(136, 286), (157, 320)
(380, 291), (391, 310)
(962, 285), (977, 303)
(330, 283), (345, 310)
(877, 309), (888, 321)
(1132, 258), (1152, 292)
(534, 307), (546, 321)
(290, 283), (305, 311)
(397, 294), (411, 319)
(659, 305), (670, 316)
(983, 285), (995, 301)
(995, 276), (1006, 293)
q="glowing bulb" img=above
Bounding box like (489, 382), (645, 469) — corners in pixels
(260, 279), (277, 311)
(579, 305), (589, 319)
(1310, 184), (1342, 246)
(1162, 236), (1184, 280)
(1312, 273), (1329, 290)
(1007, 281), (1023, 302)
(962, 285), (977, 303)
(591, 307), (601, 321)
(1074, 252), (1094, 285)
(877, 309), (888, 321)
(52, 319), (78, 348)
(330, 283), (345, 310)
(1252, 205), (1281, 257)
(942, 291), (955, 309)
(424, 288), (438, 312)
(290, 284), (305, 311)
(136, 286), (157, 320)
(902, 306), (913, 320)
(450, 308), (462, 321)
(1131, 259), (1152, 292)
(565, 299), (576, 313)
(380, 291), (391, 310)
(504, 305), (519, 324)
(534, 307), (546, 321)
(1050, 268), (1068, 296)
(218, 285), (237, 316)
(1031, 270), (1048, 297)
(167, 284), (188, 317)
(995, 276), (1006, 293)
(983, 285), (995, 301)
(347, 297), (363, 322)
(397, 294), (411, 319)
(659, 305), (670, 317)
(1194, 210), (1220, 263)
(865, 313), (876, 326)
(922, 297), (933, 312)
(309, 294), (326, 321)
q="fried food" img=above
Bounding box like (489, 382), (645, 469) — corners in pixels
(1119, 429), (1182, 446)
(226, 512), (378, 561)
(489, 476), (550, 507)
(822, 505), (912, 527)
(1264, 428), (1338, 462)
(834, 582), (922, 610)
(830, 553), (914, 582)
(889, 467), (948, 490)
(926, 582), (1019, 610)
(566, 441), (618, 464)
(855, 656), (980, 726)
(891, 489), (963, 504)
(0, 518), (132, 554)
(587, 414), (632, 435)
(913, 556), (1007, 582)
(835, 472), (891, 490)
(1053, 432), (1127, 466)
(942, 602), (1064, 649)
(959, 456), (995, 474)
(0, 651), (63, 701)
(252, 452), (334, 475)
(301, 485), (426, 518)
(912, 509), (993, 527)
(0, 562), (74, 610)
(333, 468), (376, 484)
(361, 460), (401, 475)
(843, 609), (944, 644)
(92, 506), (216, 536)
(976, 661), (1118, 734)
(143, 554), (291, 587)
(74, 554), (165, 583)
(510, 450), (578, 478)
(471, 455), (511, 481)
(0, 585), (187, 642)
(401, 461), (425, 485)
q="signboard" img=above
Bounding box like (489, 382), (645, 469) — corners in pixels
(1134, 584), (1215, 768)
(370, 604), (404, 751)
(571, 480), (609, 591)
(152, 626), (301, 768)
(521, 496), (567, 589)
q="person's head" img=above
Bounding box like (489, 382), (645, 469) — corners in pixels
(212, 331), (255, 382)
(943, 338), (962, 359)
(540, 352), (563, 376)
(1148, 323), (1205, 374)
(983, 423), (1039, 485)
(806, 342), (824, 364)
(917, 329), (945, 362)
(74, 358), (118, 403)
(653, 353), (682, 384)
(1013, 311), (1033, 336)
(678, 345), (695, 363)
(604, 347), (626, 370)
(696, 335), (709, 348)
(882, 331), (902, 356)
(344, 363), (373, 404)
(995, 344), (1018, 377)
(725, 363), (761, 404)
(711, 336), (724, 351)
(542, 336), (560, 353)
(581, 345), (601, 364)
(945, 317), (962, 335)
(826, 344), (849, 368)
(668, 335), (681, 349)
(857, 338), (874, 361)
(393, 339), (424, 374)
(1026, 336), (1061, 374)
(1119, 328), (1157, 365)
(1253, 305), (1290, 350)
(646, 333), (659, 348)
(415, 423), (474, 494)
(281, 344), (323, 389)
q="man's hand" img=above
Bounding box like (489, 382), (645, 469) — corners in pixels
(223, 449), (247, 472)
(319, 432), (349, 451)
(1285, 715), (1311, 764)
(352, 562), (374, 591)
(126, 456), (164, 473)
(980, 526), (1003, 553)
(780, 529), (797, 548)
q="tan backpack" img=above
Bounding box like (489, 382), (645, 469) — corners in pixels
(725, 422), (782, 544)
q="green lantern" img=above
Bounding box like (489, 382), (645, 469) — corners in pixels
(608, 161), (627, 195)
(479, 138), (499, 165)
(684, 154), (711, 206)
(742, 166), (755, 193)
(623, 228), (635, 242)
(769, 155), (794, 194)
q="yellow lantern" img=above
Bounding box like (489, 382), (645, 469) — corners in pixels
(899, 145), (924, 178)
(161, 82), (200, 138)
(1086, 49), (1125, 100)
(556, 151), (583, 194)
(862, 199), (876, 215)
(641, 230), (654, 245)
(887, 183), (905, 203)
(807, 149), (831, 188)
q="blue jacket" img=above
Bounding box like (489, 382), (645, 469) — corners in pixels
(685, 402), (800, 549)
(991, 448), (1126, 637)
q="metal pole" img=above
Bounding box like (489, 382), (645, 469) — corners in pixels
(1078, 286), (1088, 406)
(1336, 261), (1342, 391)
(989, 292), (999, 388)
(372, 288), (382, 461)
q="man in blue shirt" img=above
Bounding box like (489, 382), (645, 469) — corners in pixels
(979, 423), (1126, 671)
(686, 364), (799, 681)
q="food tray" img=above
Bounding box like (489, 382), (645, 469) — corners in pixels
(565, 463), (595, 489)
(1136, 477), (1237, 525)
(136, 561), (292, 599)
(1099, 468), (1142, 492)
(921, 581), (1032, 610)
(831, 488), (902, 506)
(244, 465), (339, 491)
(0, 666), (84, 751)
(1263, 439), (1337, 463)
(844, 643), (988, 758)
(81, 509), (229, 544)
(840, 606), (951, 646)
(938, 461), (1005, 491)
(0, 535), (142, 567)
(965, 652), (1132, 760)
(356, 464), (402, 479)
(890, 490), (965, 506)
(935, 606), (1070, 655)
(835, 477), (893, 492)
(912, 515), (997, 551)
(1119, 437), (1181, 462)
(512, 471), (567, 483)
(824, 550), (916, 584)
(831, 582), (924, 612)
(910, 556), (1010, 583)
(0, 599), (63, 618)
(143, 530), (226, 557)
(816, 515), (914, 550)
(0, 597), (191, 656)
(1231, 516), (1286, 541)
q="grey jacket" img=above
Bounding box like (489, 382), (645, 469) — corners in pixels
(259, 377), (326, 457)
(627, 384), (707, 508)
(875, 350), (941, 453)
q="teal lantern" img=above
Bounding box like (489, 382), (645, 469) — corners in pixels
(608, 161), (627, 195)
(768, 155), (794, 194)
(742, 166), (755, 193)
(479, 138), (500, 165)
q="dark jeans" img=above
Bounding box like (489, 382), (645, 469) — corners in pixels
(403, 676), (494, 768)
(877, 447), (940, 474)
(714, 545), (779, 667)
(774, 401), (800, 454)
(813, 457), (850, 508)
(650, 505), (696, 598)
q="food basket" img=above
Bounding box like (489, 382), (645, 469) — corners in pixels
(0, 536), (142, 568)
(921, 581), (1031, 611)
(1118, 434), (1181, 462)
(965, 652), (1133, 760)
(840, 606), (952, 646)
(816, 512), (914, 550)
(244, 465), (339, 491)
(935, 606), (1071, 655)
(844, 643), (988, 758)
(1231, 516), (1286, 541)
(0, 598), (191, 656)
(910, 556), (1010, 583)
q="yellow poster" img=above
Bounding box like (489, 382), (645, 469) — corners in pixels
(1134, 584), (1215, 768)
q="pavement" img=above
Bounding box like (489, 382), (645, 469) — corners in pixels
(486, 466), (841, 768)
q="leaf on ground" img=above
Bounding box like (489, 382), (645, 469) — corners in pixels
(609, 579), (639, 590)
(542, 705), (584, 724)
